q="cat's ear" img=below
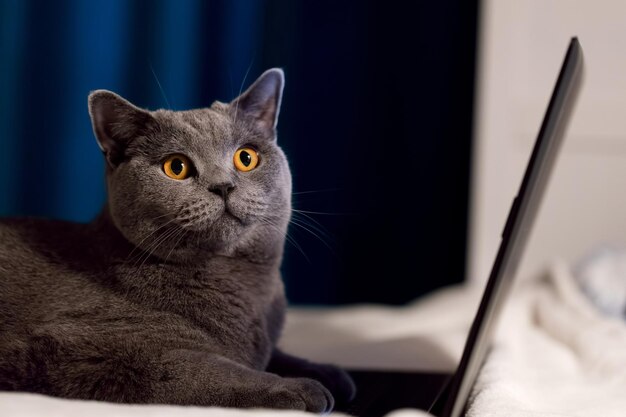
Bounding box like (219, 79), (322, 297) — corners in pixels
(88, 90), (154, 167)
(230, 68), (284, 134)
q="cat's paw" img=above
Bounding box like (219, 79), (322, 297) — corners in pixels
(270, 377), (334, 413)
(299, 363), (356, 406)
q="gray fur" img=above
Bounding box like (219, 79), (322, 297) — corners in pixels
(0, 69), (354, 411)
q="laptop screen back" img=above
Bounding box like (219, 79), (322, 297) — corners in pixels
(442, 38), (584, 417)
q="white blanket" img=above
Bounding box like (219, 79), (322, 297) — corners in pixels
(465, 261), (626, 417)
(1, 261), (624, 416)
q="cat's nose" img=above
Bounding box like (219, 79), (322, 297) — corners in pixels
(209, 182), (235, 199)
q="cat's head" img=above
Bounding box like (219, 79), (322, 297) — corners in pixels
(88, 69), (291, 261)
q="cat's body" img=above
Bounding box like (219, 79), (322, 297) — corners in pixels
(0, 215), (285, 402)
(0, 69), (354, 411)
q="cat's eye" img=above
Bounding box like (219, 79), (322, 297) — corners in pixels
(163, 155), (192, 180)
(234, 147), (259, 172)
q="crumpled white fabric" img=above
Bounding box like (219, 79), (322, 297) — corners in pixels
(0, 392), (330, 417)
(573, 245), (626, 318)
(465, 260), (626, 417)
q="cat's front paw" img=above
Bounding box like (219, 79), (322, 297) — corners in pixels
(301, 363), (356, 406)
(269, 377), (334, 413)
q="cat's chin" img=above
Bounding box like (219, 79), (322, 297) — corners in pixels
(220, 208), (245, 226)
(206, 210), (246, 234)
(181, 213), (249, 254)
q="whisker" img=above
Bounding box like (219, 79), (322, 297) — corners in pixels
(282, 232), (309, 263)
(132, 225), (181, 271)
(292, 209), (357, 216)
(131, 232), (177, 277)
(233, 55), (255, 125)
(289, 217), (336, 256)
(228, 70), (234, 102)
(292, 188), (342, 195)
(126, 224), (177, 266)
(291, 211), (334, 242)
(149, 62), (172, 109)
(126, 215), (178, 261)
(259, 218), (310, 264)
(163, 229), (188, 267)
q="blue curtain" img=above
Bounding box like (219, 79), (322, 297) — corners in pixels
(0, 0), (263, 221)
(0, 0), (479, 305)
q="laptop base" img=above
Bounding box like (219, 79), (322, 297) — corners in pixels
(336, 370), (453, 417)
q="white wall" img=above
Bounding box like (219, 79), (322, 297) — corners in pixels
(469, 0), (626, 283)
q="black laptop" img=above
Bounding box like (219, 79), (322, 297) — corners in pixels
(336, 37), (584, 417)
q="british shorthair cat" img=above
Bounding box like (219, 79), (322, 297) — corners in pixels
(0, 69), (355, 412)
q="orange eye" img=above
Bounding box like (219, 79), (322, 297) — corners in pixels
(234, 147), (259, 172)
(163, 155), (192, 180)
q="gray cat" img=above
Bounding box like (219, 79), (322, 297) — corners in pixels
(0, 69), (355, 412)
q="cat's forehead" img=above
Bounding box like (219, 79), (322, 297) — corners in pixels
(151, 105), (236, 150)
(162, 106), (231, 136)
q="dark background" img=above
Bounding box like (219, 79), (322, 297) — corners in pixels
(0, 0), (478, 305)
